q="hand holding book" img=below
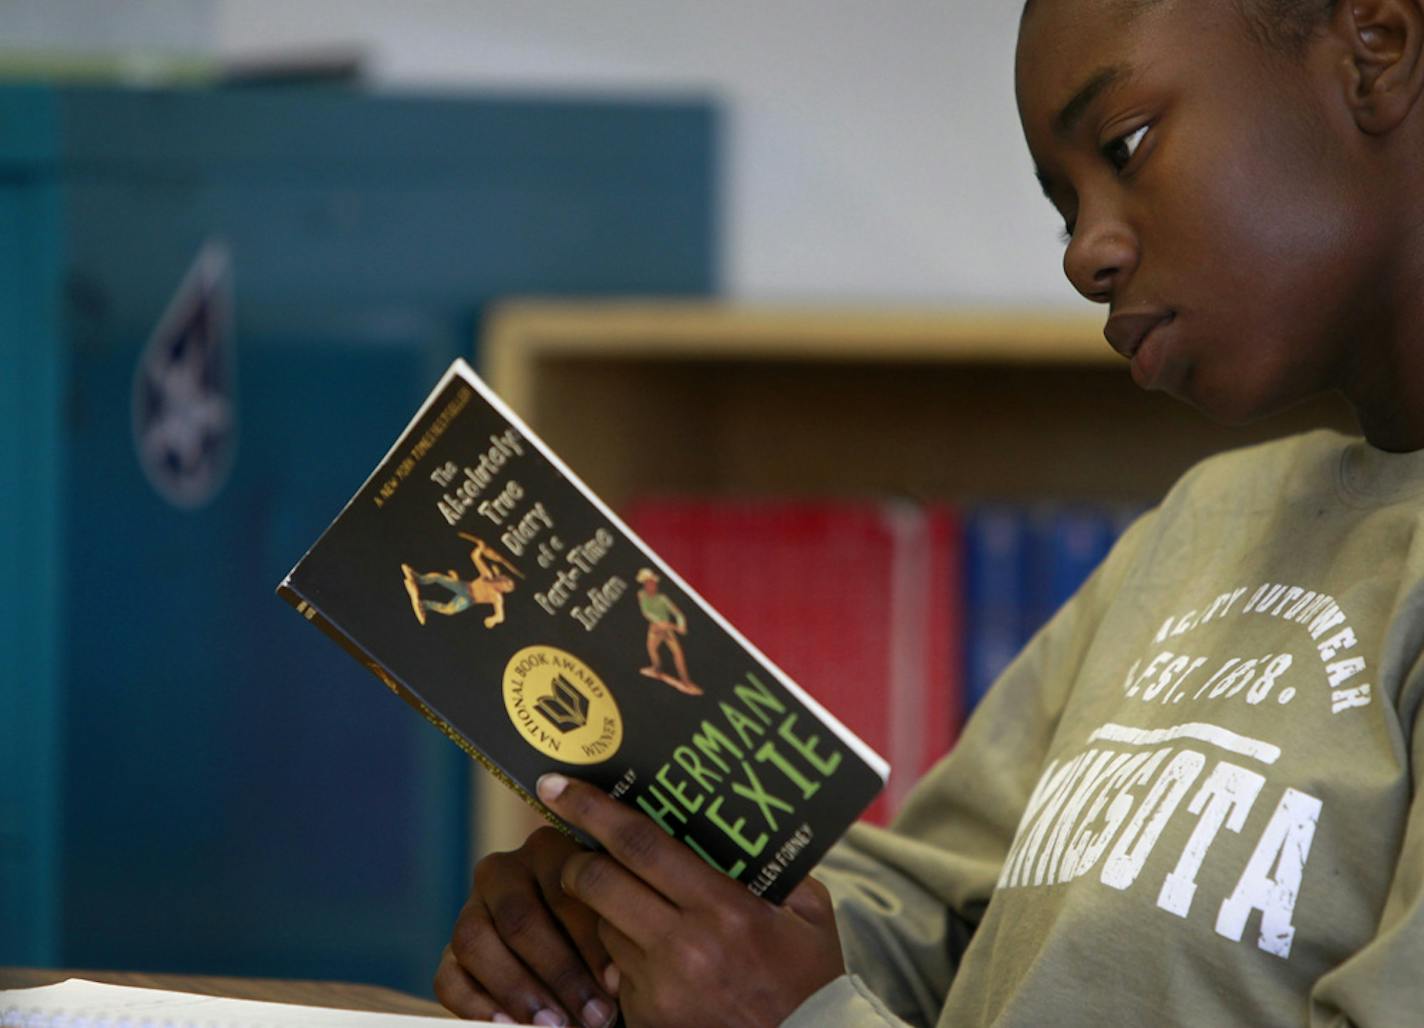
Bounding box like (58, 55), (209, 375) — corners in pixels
(436, 773), (846, 1028)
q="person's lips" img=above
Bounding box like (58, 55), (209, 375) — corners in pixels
(1104, 309), (1175, 360)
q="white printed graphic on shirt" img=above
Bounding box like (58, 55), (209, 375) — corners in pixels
(1144, 580), (1372, 714)
(995, 578), (1361, 961)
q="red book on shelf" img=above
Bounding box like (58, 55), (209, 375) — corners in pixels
(626, 499), (963, 823)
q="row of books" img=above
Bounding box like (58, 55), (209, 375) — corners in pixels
(626, 498), (1142, 823)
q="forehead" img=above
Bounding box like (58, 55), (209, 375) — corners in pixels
(1015, 0), (1258, 144)
(1016, 0), (1175, 112)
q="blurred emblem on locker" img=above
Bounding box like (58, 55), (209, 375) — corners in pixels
(131, 240), (236, 510)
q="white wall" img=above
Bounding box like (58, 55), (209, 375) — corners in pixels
(0, 0), (214, 61)
(215, 1), (1079, 307)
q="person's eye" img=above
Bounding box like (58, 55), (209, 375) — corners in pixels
(1059, 220), (1076, 244)
(1102, 123), (1150, 172)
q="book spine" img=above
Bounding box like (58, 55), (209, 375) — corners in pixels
(928, 504), (965, 758)
(963, 506), (1029, 715)
(1029, 504), (1115, 632)
(275, 583), (559, 834)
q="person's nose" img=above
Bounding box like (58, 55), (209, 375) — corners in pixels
(1062, 201), (1138, 304)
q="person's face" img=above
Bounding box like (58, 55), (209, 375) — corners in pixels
(1016, 0), (1382, 423)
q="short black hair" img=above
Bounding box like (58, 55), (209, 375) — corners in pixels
(1021, 0), (1338, 57)
(1240, 0), (1338, 55)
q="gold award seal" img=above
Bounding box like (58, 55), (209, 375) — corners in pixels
(503, 645), (623, 765)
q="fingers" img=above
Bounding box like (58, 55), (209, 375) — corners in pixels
(526, 830), (615, 989)
(594, 919), (640, 985)
(449, 894), (576, 1026)
(539, 773), (733, 908)
(561, 849), (678, 950)
(784, 875), (836, 925)
(433, 944), (515, 1024)
(596, 919), (640, 964)
(471, 849), (619, 1027)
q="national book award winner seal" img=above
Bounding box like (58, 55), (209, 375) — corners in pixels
(504, 645), (623, 764)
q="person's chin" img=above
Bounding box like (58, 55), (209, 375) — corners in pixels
(1135, 346), (1193, 404)
(1177, 376), (1298, 428)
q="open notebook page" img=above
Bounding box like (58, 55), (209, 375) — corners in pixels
(0, 979), (499, 1027)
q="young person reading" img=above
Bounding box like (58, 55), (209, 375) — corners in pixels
(434, 1), (1424, 1024)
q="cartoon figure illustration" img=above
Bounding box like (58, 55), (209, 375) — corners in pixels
(635, 568), (701, 695)
(402, 533), (523, 629)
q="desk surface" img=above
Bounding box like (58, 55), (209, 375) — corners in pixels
(0, 968), (454, 1019)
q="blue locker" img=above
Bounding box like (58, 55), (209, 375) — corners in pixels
(1, 177), (66, 966)
(0, 83), (716, 992)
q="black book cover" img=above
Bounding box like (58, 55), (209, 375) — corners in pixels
(278, 359), (888, 902)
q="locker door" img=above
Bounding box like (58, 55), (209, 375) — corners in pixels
(0, 181), (63, 964)
(59, 308), (470, 990)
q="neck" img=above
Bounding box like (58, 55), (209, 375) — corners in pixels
(1342, 327), (1424, 451)
(1337, 214), (1424, 451)
(1349, 394), (1424, 453)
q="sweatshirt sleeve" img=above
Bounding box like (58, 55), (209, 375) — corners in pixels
(782, 511), (1160, 1027)
(1308, 647), (1424, 1027)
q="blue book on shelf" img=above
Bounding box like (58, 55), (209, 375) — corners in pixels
(1026, 504), (1118, 637)
(963, 506), (1031, 714)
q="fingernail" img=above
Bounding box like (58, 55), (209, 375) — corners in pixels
(602, 963), (620, 995)
(582, 997), (614, 1028)
(533, 1009), (568, 1027)
(537, 773), (569, 802)
(492, 1016), (516, 1025)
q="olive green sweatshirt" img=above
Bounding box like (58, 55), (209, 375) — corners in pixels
(787, 431), (1424, 1027)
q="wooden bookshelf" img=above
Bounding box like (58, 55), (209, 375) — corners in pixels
(470, 300), (1357, 854)
(483, 300), (1355, 506)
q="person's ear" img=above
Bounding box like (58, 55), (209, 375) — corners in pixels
(1336, 0), (1424, 134)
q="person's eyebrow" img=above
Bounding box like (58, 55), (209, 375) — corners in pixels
(1055, 64), (1131, 137)
(1036, 64), (1133, 202)
(1033, 63), (1134, 202)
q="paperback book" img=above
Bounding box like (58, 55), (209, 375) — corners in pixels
(278, 359), (889, 903)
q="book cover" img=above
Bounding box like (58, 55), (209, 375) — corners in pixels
(626, 499), (963, 823)
(277, 359), (888, 904)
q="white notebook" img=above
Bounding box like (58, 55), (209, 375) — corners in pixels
(0, 979), (496, 1027)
